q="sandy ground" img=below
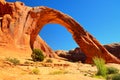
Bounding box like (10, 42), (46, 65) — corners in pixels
(0, 47), (120, 80)
(0, 59), (101, 80)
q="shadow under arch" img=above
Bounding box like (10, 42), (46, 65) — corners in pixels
(28, 6), (120, 63)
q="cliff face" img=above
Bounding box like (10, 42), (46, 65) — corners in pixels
(0, 1), (120, 63)
(0, 1), (56, 57)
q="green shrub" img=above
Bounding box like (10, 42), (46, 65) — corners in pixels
(107, 74), (120, 80)
(49, 70), (68, 75)
(6, 57), (20, 65)
(93, 57), (107, 77)
(107, 67), (119, 74)
(46, 59), (53, 63)
(31, 68), (40, 75)
(112, 73), (120, 80)
(106, 74), (112, 80)
(31, 49), (44, 62)
(24, 61), (29, 64)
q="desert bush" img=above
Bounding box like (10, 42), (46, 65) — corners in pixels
(107, 73), (120, 80)
(31, 49), (44, 62)
(24, 61), (29, 64)
(111, 73), (120, 80)
(107, 67), (119, 74)
(31, 68), (40, 75)
(6, 57), (20, 65)
(46, 59), (53, 63)
(93, 57), (107, 77)
(49, 70), (68, 75)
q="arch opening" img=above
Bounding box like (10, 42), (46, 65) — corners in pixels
(40, 24), (78, 50)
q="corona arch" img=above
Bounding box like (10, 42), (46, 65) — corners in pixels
(28, 7), (120, 63)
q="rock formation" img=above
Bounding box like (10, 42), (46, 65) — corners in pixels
(60, 44), (120, 63)
(104, 43), (120, 59)
(0, 1), (56, 57)
(0, 1), (120, 63)
(55, 48), (86, 63)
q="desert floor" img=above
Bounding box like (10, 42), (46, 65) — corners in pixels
(0, 48), (120, 80)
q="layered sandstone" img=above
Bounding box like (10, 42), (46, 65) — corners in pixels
(0, 1), (56, 57)
(0, 1), (120, 63)
(104, 43), (120, 59)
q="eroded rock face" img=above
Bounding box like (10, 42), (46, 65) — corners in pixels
(0, 1), (56, 57)
(34, 36), (57, 57)
(67, 47), (86, 62)
(56, 48), (86, 63)
(104, 43), (120, 59)
(0, 1), (120, 63)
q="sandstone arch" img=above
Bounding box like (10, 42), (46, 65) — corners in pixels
(28, 7), (120, 63)
(0, 1), (120, 63)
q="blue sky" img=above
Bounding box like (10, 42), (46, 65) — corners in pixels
(7, 0), (120, 50)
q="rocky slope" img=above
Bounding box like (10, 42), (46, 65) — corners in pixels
(0, 1), (120, 63)
(104, 43), (120, 59)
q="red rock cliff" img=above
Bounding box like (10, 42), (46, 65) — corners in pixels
(0, 1), (57, 57)
(0, 1), (120, 63)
